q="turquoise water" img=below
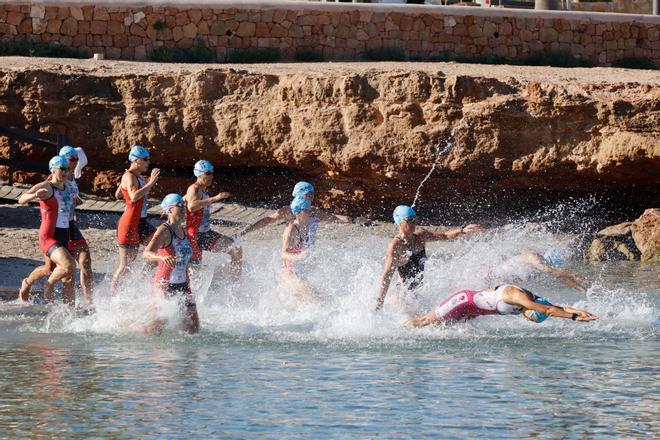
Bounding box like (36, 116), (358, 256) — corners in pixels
(0, 226), (658, 438)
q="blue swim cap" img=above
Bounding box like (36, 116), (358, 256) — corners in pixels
(59, 145), (78, 160)
(292, 181), (314, 198)
(528, 297), (552, 323)
(160, 193), (184, 213)
(290, 196), (312, 215)
(48, 155), (69, 172)
(194, 160), (214, 177)
(544, 248), (566, 267)
(393, 205), (416, 225)
(129, 145), (150, 162)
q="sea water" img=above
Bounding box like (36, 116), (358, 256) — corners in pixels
(0, 222), (657, 438)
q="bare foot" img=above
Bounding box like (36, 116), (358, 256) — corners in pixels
(18, 278), (31, 302)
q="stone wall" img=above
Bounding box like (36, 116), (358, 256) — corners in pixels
(0, 1), (658, 66)
(571, 0), (652, 15)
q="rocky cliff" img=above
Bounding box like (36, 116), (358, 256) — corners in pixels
(0, 58), (658, 220)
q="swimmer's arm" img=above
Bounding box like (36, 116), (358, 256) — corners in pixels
(316, 210), (370, 225)
(240, 206), (291, 236)
(18, 181), (52, 204)
(186, 185), (230, 212)
(126, 169), (160, 203)
(504, 287), (597, 321)
(420, 224), (482, 242)
(529, 254), (590, 294)
(114, 184), (122, 200)
(280, 223), (306, 261)
(144, 225), (175, 267)
(375, 241), (400, 311)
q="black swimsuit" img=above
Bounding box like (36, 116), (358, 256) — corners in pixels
(397, 245), (427, 290)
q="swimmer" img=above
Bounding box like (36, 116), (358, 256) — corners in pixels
(405, 284), (598, 327)
(111, 145), (160, 291)
(485, 249), (591, 294)
(376, 205), (481, 311)
(239, 181), (366, 236)
(19, 146), (94, 305)
(143, 194), (198, 334)
(17, 156), (76, 304)
(184, 160), (242, 282)
(280, 197), (321, 302)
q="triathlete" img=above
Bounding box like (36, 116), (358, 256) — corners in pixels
(184, 160), (242, 282)
(19, 146), (93, 304)
(280, 197), (321, 302)
(143, 194), (198, 334)
(405, 284), (597, 327)
(111, 145), (160, 291)
(17, 156), (76, 304)
(240, 181), (365, 236)
(376, 205), (481, 311)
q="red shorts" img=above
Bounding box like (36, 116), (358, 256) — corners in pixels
(190, 230), (224, 263)
(118, 218), (155, 248)
(40, 227), (70, 257)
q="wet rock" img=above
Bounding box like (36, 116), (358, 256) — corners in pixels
(597, 222), (633, 238)
(587, 237), (639, 262)
(631, 208), (660, 262)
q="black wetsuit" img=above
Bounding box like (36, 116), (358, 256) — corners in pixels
(398, 248), (427, 289)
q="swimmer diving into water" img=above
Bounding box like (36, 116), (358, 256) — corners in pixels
(376, 205), (481, 311)
(405, 284), (597, 327)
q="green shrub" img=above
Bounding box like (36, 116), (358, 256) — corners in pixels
(295, 49), (325, 62)
(0, 38), (88, 59)
(231, 47), (281, 63)
(611, 57), (656, 70)
(153, 19), (167, 31)
(149, 39), (214, 63)
(362, 47), (406, 61)
(523, 51), (595, 68)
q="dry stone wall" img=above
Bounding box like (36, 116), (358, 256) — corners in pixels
(0, 2), (658, 66)
(571, 0), (652, 15)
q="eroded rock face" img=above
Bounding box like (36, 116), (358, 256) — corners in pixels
(632, 209), (660, 262)
(0, 62), (658, 217)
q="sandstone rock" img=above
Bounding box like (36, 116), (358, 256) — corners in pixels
(133, 11), (146, 24)
(30, 6), (45, 19)
(70, 7), (84, 21)
(598, 221), (633, 237)
(632, 208), (660, 262)
(587, 237), (637, 261)
(60, 17), (78, 36)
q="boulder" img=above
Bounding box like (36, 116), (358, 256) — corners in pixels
(597, 221), (633, 238)
(631, 208), (660, 262)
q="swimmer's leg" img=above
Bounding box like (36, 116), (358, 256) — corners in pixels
(111, 245), (138, 292)
(280, 270), (321, 303)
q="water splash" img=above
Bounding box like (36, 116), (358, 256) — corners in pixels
(411, 123), (467, 208)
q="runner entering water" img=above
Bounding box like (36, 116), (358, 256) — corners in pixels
(111, 145), (160, 291)
(184, 160), (242, 282)
(143, 194), (198, 334)
(19, 147), (94, 305)
(405, 284), (597, 327)
(17, 156), (76, 304)
(280, 197), (321, 302)
(240, 181), (365, 236)
(376, 205), (481, 311)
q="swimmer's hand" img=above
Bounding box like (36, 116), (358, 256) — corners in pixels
(160, 255), (176, 267)
(565, 307), (598, 321)
(461, 224), (482, 234)
(212, 192), (230, 202)
(149, 168), (161, 183)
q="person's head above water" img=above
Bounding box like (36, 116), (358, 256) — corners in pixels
(393, 205), (416, 225)
(290, 196), (312, 216)
(49, 155), (69, 175)
(544, 248), (566, 267)
(161, 193), (185, 220)
(292, 181), (314, 200)
(59, 145), (79, 163)
(194, 160), (214, 177)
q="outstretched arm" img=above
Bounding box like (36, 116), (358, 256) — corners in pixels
(527, 253), (590, 294)
(240, 206), (292, 236)
(418, 224), (482, 242)
(503, 286), (597, 321)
